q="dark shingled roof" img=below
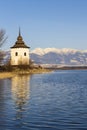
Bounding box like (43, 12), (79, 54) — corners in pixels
(11, 30), (30, 48)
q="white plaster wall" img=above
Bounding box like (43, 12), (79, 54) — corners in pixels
(11, 48), (30, 65)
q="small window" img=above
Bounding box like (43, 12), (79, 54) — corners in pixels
(15, 52), (18, 56)
(24, 52), (26, 56)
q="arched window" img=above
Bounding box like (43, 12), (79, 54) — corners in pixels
(15, 52), (18, 56)
(24, 52), (26, 56)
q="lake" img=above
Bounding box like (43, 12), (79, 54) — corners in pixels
(0, 70), (87, 130)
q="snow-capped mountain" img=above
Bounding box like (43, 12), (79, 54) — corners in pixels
(31, 48), (78, 55)
(30, 48), (87, 65)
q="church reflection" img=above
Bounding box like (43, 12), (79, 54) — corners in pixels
(11, 75), (30, 119)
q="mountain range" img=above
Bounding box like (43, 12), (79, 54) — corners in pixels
(30, 48), (87, 65)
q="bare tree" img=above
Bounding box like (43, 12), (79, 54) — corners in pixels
(0, 29), (7, 47)
(0, 29), (7, 65)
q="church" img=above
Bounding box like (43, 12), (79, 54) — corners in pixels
(10, 29), (30, 65)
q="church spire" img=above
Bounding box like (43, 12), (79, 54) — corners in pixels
(17, 27), (23, 41)
(19, 27), (21, 36)
(11, 28), (30, 48)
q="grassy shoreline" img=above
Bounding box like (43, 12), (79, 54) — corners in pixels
(0, 72), (15, 79)
(0, 68), (52, 79)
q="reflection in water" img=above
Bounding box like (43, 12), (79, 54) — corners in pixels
(11, 75), (30, 120)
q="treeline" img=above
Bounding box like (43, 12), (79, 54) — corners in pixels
(47, 66), (87, 70)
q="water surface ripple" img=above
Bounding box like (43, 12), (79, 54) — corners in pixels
(0, 70), (87, 130)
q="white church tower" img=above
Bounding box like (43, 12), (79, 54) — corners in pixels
(10, 29), (30, 65)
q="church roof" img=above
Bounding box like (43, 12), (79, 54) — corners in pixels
(11, 29), (30, 48)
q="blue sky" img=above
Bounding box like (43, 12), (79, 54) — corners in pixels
(0, 0), (87, 50)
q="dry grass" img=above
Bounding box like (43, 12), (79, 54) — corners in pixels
(14, 68), (51, 74)
(0, 69), (52, 79)
(0, 72), (15, 79)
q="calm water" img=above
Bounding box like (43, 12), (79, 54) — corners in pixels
(0, 70), (87, 130)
